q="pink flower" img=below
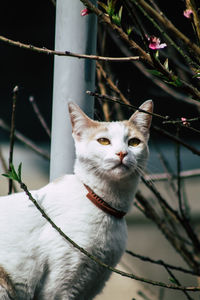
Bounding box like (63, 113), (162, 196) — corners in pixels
(147, 36), (167, 50)
(183, 9), (193, 19)
(181, 117), (190, 126)
(81, 8), (91, 16)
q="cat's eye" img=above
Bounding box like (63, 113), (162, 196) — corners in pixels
(128, 138), (141, 147)
(97, 138), (110, 145)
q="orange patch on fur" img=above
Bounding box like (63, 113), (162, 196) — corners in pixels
(0, 266), (16, 299)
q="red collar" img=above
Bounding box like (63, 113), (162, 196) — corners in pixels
(84, 184), (126, 219)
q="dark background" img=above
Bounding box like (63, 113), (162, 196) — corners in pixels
(0, 0), (199, 142)
(0, 0), (55, 141)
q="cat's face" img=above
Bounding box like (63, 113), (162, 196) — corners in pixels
(68, 101), (153, 181)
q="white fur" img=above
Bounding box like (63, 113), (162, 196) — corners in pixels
(0, 100), (152, 299)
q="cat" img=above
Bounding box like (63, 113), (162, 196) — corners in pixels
(0, 99), (153, 300)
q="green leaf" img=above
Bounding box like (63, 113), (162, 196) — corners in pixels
(164, 58), (169, 70)
(167, 78), (182, 87)
(2, 173), (10, 179)
(147, 69), (164, 78)
(18, 163), (22, 181)
(118, 5), (123, 20)
(9, 163), (18, 181)
(193, 72), (200, 78)
(127, 27), (133, 36)
(112, 14), (121, 26)
(112, 5), (123, 26)
(2, 163), (22, 182)
(155, 50), (159, 59)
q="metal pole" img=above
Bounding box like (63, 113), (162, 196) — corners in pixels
(50, 0), (97, 181)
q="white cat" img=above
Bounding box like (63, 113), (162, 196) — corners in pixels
(0, 100), (153, 300)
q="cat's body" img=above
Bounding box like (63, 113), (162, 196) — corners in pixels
(0, 100), (153, 299)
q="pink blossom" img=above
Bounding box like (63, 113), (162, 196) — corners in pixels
(81, 8), (91, 16)
(183, 9), (193, 19)
(181, 117), (190, 126)
(147, 36), (167, 50)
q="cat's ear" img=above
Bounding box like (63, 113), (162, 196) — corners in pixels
(129, 100), (153, 135)
(68, 102), (97, 137)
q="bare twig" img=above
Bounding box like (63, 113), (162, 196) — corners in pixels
(29, 96), (51, 138)
(0, 147), (8, 174)
(141, 175), (200, 253)
(96, 62), (131, 105)
(0, 34), (139, 62)
(96, 64), (110, 121)
(126, 250), (200, 276)
(152, 125), (200, 156)
(0, 119), (50, 160)
(135, 191), (200, 272)
(176, 128), (187, 219)
(87, 90), (166, 120)
(144, 169), (200, 182)
(87, 91), (200, 155)
(164, 266), (194, 300)
(186, 0), (200, 43)
(8, 86), (18, 194)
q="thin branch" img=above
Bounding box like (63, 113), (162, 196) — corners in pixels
(186, 0), (200, 43)
(126, 250), (200, 276)
(176, 128), (186, 218)
(87, 91), (200, 156)
(87, 90), (166, 120)
(8, 86), (18, 194)
(96, 64), (110, 121)
(152, 125), (200, 156)
(141, 175), (200, 253)
(96, 62), (131, 105)
(163, 116), (200, 124)
(0, 34), (139, 62)
(144, 169), (200, 182)
(89, 78), (200, 134)
(0, 147), (8, 174)
(153, 143), (177, 194)
(164, 266), (194, 300)
(0, 119), (50, 160)
(135, 191), (200, 272)
(29, 96), (51, 138)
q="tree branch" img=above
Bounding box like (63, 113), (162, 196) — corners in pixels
(0, 34), (139, 62)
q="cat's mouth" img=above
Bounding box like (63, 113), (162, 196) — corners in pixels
(113, 161), (129, 170)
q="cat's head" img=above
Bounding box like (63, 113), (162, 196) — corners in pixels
(68, 101), (153, 181)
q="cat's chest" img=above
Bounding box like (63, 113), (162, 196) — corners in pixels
(45, 197), (127, 264)
(91, 216), (127, 264)
(66, 209), (127, 265)
(41, 177), (128, 264)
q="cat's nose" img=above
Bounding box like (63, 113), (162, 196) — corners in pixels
(116, 151), (127, 162)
